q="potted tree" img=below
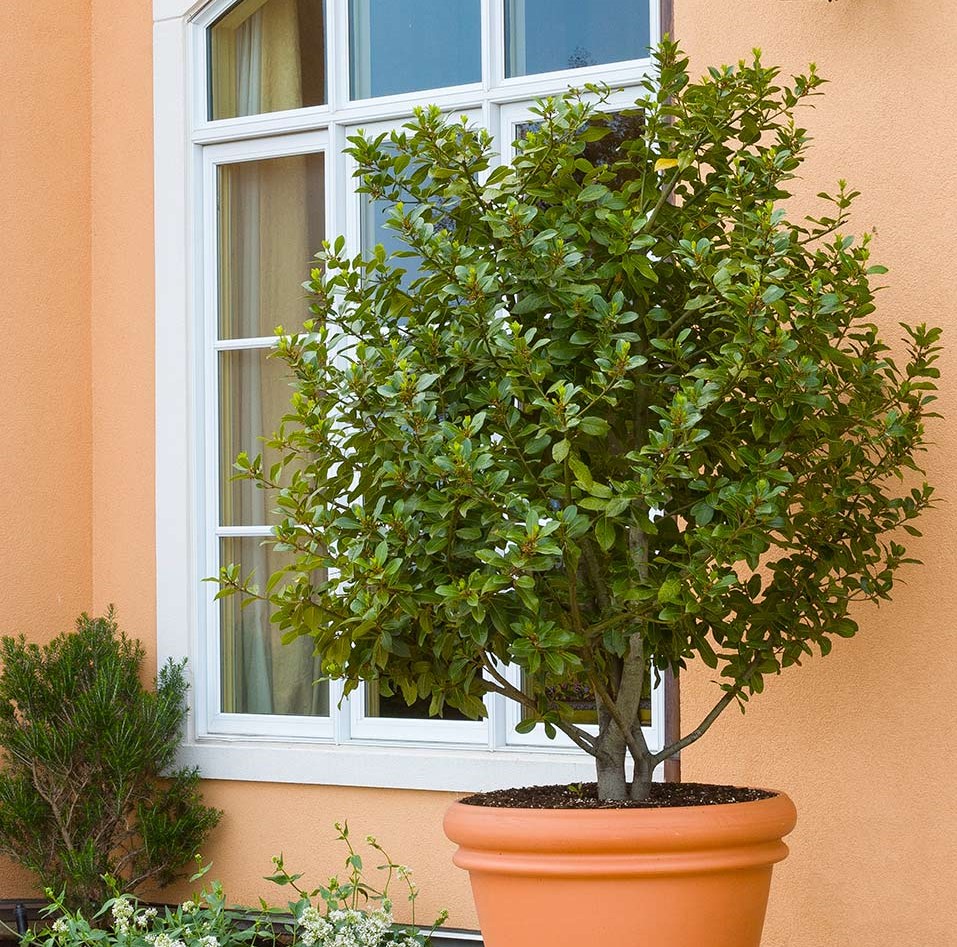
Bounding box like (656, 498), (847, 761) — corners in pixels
(217, 42), (940, 947)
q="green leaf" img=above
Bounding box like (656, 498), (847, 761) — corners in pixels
(578, 416), (610, 436)
(568, 456), (594, 489)
(833, 618), (858, 638)
(578, 184), (607, 202)
(657, 576), (681, 604)
(552, 438), (570, 463)
(595, 517), (615, 551)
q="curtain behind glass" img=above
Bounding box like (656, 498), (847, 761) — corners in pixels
(216, 18), (327, 713)
(210, 0), (326, 120)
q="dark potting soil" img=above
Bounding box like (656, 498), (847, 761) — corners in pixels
(460, 782), (774, 809)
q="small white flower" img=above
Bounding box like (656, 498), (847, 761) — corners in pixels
(199, 936), (219, 947)
(111, 898), (135, 935)
(51, 919), (69, 935)
(135, 907), (158, 928)
(180, 901), (196, 914)
(112, 899), (134, 919)
(152, 933), (186, 947)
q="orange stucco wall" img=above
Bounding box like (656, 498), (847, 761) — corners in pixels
(1, 0), (955, 943)
(0, 0), (94, 897)
(90, 0), (157, 645)
(0, 5), (93, 633)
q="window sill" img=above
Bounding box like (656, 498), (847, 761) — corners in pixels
(178, 737), (659, 792)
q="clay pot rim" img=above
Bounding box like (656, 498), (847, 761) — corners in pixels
(444, 790), (797, 856)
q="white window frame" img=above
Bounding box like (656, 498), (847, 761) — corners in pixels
(154, 0), (666, 791)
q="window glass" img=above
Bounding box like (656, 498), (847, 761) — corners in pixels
(361, 175), (423, 287)
(359, 140), (461, 292)
(349, 0), (481, 99)
(219, 537), (329, 715)
(217, 152), (325, 340)
(216, 151), (327, 720)
(365, 689), (470, 721)
(360, 143), (426, 291)
(520, 675), (651, 727)
(218, 348), (294, 526)
(209, 0), (327, 120)
(505, 0), (650, 78)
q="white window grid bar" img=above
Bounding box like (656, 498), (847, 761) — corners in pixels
(186, 0), (662, 754)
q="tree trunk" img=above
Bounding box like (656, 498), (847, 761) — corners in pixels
(629, 744), (655, 802)
(594, 716), (657, 802)
(595, 704), (627, 801)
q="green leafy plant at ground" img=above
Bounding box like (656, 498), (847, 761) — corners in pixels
(218, 40), (940, 801)
(27, 826), (444, 947)
(270, 822), (446, 946)
(0, 610), (221, 908)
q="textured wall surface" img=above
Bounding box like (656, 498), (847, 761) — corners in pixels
(90, 0), (157, 645)
(0, 0), (94, 896)
(3, 0), (956, 943)
(0, 6), (93, 635)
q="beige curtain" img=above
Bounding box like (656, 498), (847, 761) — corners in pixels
(211, 0), (311, 119)
(217, 0), (326, 716)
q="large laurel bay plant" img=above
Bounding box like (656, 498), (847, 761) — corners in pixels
(218, 42), (940, 801)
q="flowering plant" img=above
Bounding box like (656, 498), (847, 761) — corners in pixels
(26, 825), (444, 947)
(272, 823), (446, 947)
(28, 864), (271, 947)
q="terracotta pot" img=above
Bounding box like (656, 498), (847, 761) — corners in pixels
(443, 791), (797, 947)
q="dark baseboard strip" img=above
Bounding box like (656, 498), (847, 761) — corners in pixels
(430, 929), (483, 946)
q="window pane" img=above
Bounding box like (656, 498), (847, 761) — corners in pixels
(219, 348), (294, 526)
(520, 675), (651, 727)
(349, 0), (481, 100)
(220, 536), (329, 716)
(360, 145), (424, 292)
(362, 178), (421, 284)
(359, 141), (460, 291)
(218, 152), (325, 340)
(505, 0), (650, 78)
(209, 0), (327, 120)
(365, 688), (469, 721)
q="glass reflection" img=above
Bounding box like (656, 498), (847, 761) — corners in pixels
(506, 0), (649, 78)
(349, 0), (481, 99)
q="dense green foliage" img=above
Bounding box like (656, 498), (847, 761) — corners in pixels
(0, 611), (221, 907)
(219, 41), (940, 799)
